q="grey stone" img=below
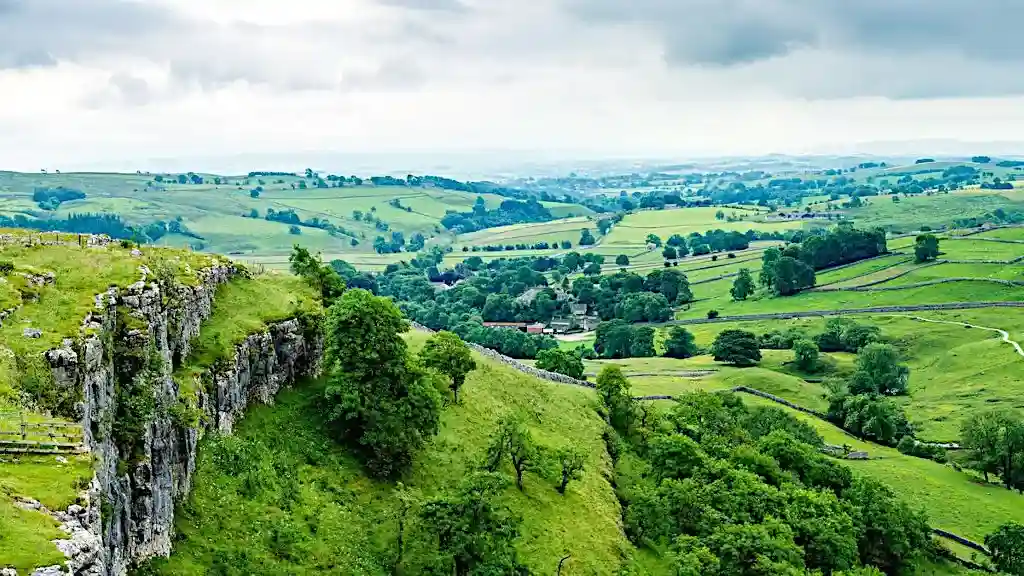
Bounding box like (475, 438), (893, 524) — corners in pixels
(15, 497), (42, 511)
(23, 327), (42, 338)
(2, 567), (19, 576)
(30, 566), (66, 576)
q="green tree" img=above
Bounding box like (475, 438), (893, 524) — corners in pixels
(961, 409), (1024, 490)
(554, 444), (586, 494)
(760, 247), (782, 288)
(730, 268), (755, 300)
(630, 326), (657, 358)
(418, 472), (529, 575)
(772, 256), (816, 296)
(289, 244), (345, 304)
(646, 233), (662, 247)
(420, 331), (477, 403)
(583, 262), (602, 276)
(595, 365), (637, 434)
(486, 416), (540, 490)
(711, 330), (762, 366)
(792, 339), (819, 372)
(615, 254), (630, 267)
(322, 289), (442, 478)
(667, 233), (686, 247)
(848, 343), (910, 396)
(664, 326), (698, 359)
(913, 233), (940, 263)
(579, 228), (597, 246)
(663, 245), (677, 260)
(986, 522), (1024, 576)
(535, 348), (585, 379)
(594, 319), (635, 359)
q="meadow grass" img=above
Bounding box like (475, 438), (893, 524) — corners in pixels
(0, 454), (94, 573)
(814, 254), (912, 285)
(154, 333), (628, 575)
(938, 238), (1024, 261)
(602, 207), (803, 245)
(675, 280), (1024, 320)
(453, 217), (596, 249)
(173, 273), (319, 398)
(972, 227), (1024, 241)
(877, 262), (1024, 285)
(844, 193), (1024, 232)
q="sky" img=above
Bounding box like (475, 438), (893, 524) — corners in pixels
(2, 0), (1024, 172)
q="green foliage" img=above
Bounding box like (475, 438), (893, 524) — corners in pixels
(0, 260), (13, 275)
(961, 409), (1024, 490)
(791, 338), (819, 372)
(322, 289), (441, 478)
(616, 254), (630, 267)
(485, 415), (541, 491)
(418, 472), (530, 575)
(711, 329), (762, 366)
(663, 326), (698, 359)
(914, 233), (941, 263)
(419, 331), (477, 403)
(534, 348), (584, 379)
(289, 245), (345, 304)
(985, 522), (1024, 576)
(828, 393), (912, 446)
(619, 390), (932, 576)
(596, 365), (637, 435)
(770, 256), (816, 296)
(848, 343), (910, 396)
(554, 444), (586, 495)
(815, 318), (881, 353)
(730, 268), (755, 300)
(594, 319), (656, 359)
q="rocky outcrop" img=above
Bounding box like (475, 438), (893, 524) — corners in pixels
(40, 265), (323, 576)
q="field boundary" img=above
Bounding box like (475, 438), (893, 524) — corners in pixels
(815, 276), (1024, 293)
(666, 301), (1024, 325)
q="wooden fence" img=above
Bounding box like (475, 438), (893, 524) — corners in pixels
(0, 411), (86, 455)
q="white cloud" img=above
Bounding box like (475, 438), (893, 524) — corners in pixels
(0, 0), (1023, 171)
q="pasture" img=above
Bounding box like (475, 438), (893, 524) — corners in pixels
(843, 193), (1024, 232)
(600, 206), (804, 246)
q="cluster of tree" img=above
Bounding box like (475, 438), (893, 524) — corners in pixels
(373, 231), (418, 254)
(32, 186), (85, 210)
(789, 225), (888, 271)
(825, 344), (915, 447)
(468, 240), (571, 252)
(260, 208), (359, 240)
(914, 234), (940, 263)
(440, 197), (555, 234)
(534, 348), (585, 379)
(599, 379), (936, 576)
(246, 171), (295, 177)
(0, 212), (151, 241)
(139, 217), (203, 243)
(594, 320), (657, 358)
(760, 247), (816, 296)
(570, 268), (693, 322)
(980, 179), (1015, 190)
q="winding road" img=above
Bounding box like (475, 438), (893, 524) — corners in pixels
(895, 315), (1024, 358)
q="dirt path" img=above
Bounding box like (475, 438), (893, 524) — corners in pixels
(895, 315), (1024, 358)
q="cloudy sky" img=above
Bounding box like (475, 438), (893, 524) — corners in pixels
(2, 0), (1024, 172)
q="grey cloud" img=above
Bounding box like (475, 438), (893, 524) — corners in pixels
(565, 0), (1024, 65)
(0, 0), (177, 69)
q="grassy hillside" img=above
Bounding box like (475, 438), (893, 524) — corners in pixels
(149, 332), (628, 575)
(602, 206), (804, 246)
(0, 171), (592, 260)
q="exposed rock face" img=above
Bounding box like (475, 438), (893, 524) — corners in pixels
(42, 265), (323, 576)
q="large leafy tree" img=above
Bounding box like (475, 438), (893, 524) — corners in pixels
(961, 409), (1024, 489)
(848, 343), (910, 396)
(535, 348), (585, 379)
(792, 339), (819, 372)
(711, 330), (762, 366)
(986, 522), (1024, 576)
(322, 289), (442, 478)
(596, 365), (637, 434)
(771, 256), (816, 296)
(420, 331), (477, 403)
(914, 233), (940, 263)
(664, 326), (699, 359)
(418, 473), (530, 575)
(730, 268), (755, 301)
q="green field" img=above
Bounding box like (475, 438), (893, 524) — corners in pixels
(843, 193), (1024, 232)
(876, 261), (1024, 286)
(939, 238), (1024, 261)
(0, 171), (593, 259)
(676, 280), (1024, 320)
(601, 207), (805, 245)
(971, 226), (1024, 241)
(814, 254), (913, 286)
(451, 216), (596, 250)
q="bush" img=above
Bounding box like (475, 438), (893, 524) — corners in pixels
(711, 329), (761, 366)
(0, 260), (13, 275)
(707, 310), (720, 319)
(727, 253), (736, 259)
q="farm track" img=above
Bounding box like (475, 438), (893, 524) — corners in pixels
(893, 315), (1024, 359)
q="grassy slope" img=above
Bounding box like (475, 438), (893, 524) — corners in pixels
(153, 331), (627, 575)
(173, 273), (319, 397)
(0, 455), (94, 573)
(844, 193), (1024, 232)
(0, 172), (592, 259)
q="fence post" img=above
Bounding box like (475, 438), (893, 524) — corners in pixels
(20, 411), (26, 441)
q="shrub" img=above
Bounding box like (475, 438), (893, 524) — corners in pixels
(0, 260), (13, 275)
(707, 310), (720, 319)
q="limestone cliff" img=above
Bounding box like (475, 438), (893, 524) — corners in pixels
(42, 266), (323, 576)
